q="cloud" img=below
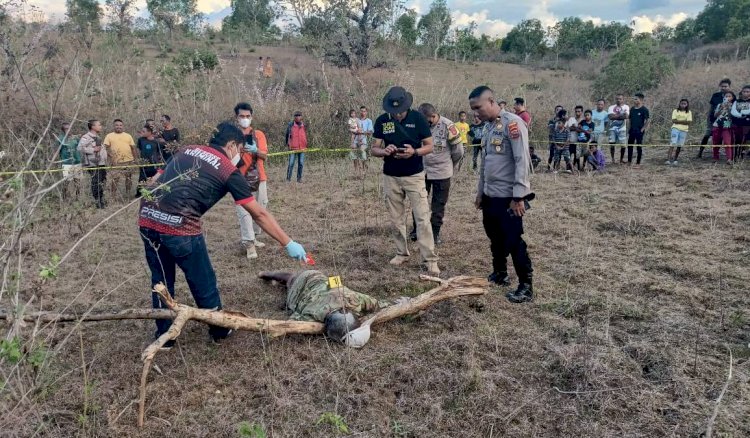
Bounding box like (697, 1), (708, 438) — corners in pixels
(631, 12), (688, 33)
(579, 15), (605, 26)
(196, 0), (230, 14)
(529, 0), (557, 29)
(451, 10), (513, 38)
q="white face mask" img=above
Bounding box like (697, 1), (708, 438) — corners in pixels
(342, 321), (372, 348)
(238, 118), (252, 128)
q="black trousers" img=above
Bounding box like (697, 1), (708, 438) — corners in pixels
(472, 144), (482, 169)
(87, 166), (107, 205)
(411, 177), (451, 236)
(481, 195), (533, 283)
(627, 130), (644, 164)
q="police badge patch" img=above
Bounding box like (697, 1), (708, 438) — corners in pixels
(508, 122), (521, 139)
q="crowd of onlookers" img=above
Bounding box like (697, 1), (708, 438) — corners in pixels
(502, 78), (750, 174)
(53, 109), (311, 209)
(52, 78), (750, 210)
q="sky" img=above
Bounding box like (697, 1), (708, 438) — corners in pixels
(28, 0), (708, 36)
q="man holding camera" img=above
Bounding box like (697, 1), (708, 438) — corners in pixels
(371, 86), (440, 275)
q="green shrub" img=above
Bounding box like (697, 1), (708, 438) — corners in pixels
(173, 48), (219, 74)
(593, 39), (674, 98)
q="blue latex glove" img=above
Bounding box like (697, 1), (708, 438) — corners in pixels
(285, 240), (307, 261)
(244, 142), (258, 153)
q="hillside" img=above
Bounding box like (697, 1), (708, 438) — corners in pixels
(0, 36), (749, 437)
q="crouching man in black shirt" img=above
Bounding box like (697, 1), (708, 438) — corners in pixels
(139, 122), (308, 347)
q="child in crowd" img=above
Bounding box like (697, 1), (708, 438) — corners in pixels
(712, 92), (736, 164)
(455, 111), (470, 146)
(347, 109), (365, 171)
(731, 84), (750, 160)
(529, 146), (541, 170)
(667, 98), (693, 165)
(552, 120), (573, 173)
(586, 142), (606, 172)
(348, 109), (360, 143)
(576, 110), (595, 169)
(566, 106), (583, 165)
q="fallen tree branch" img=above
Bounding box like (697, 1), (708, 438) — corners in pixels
(0, 309), (176, 323)
(137, 275), (488, 427)
(361, 275), (488, 327)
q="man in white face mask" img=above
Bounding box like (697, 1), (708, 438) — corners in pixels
(233, 102), (270, 260)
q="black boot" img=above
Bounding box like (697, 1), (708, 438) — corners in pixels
(432, 226), (442, 245)
(488, 272), (510, 286)
(507, 281), (533, 303)
(408, 229), (417, 242)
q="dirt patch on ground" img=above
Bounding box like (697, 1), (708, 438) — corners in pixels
(3, 154), (749, 437)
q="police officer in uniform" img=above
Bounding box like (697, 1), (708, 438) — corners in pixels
(468, 86), (535, 303)
(408, 103), (464, 245)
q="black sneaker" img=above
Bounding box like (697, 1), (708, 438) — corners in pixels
(211, 329), (234, 344)
(488, 272), (511, 286)
(507, 283), (534, 303)
(408, 230), (417, 242)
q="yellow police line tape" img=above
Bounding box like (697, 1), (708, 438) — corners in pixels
(0, 141), (740, 177)
(527, 140), (727, 149)
(0, 148), (354, 177)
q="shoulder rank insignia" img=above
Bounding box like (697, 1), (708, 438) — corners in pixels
(508, 121), (520, 139)
(448, 124), (459, 137)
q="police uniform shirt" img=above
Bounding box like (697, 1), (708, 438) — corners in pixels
(478, 110), (532, 200)
(423, 115), (464, 180)
(373, 109), (432, 177)
(138, 144), (254, 236)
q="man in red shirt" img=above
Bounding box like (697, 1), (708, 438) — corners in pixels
(234, 102), (270, 259)
(514, 97), (532, 128)
(139, 122), (307, 347)
(285, 111), (308, 183)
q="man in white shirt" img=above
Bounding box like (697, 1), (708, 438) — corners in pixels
(607, 94), (630, 163)
(591, 99), (609, 144)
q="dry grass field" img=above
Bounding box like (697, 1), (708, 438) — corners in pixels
(1, 33), (750, 437)
(3, 151), (749, 437)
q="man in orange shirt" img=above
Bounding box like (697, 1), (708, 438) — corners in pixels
(234, 102), (270, 260)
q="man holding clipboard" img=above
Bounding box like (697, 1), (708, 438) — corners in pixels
(371, 86), (440, 276)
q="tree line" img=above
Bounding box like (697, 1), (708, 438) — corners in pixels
(51, 0), (750, 70)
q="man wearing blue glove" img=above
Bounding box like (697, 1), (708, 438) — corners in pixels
(139, 122), (307, 348)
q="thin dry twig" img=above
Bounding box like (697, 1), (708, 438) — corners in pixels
(705, 346), (733, 438)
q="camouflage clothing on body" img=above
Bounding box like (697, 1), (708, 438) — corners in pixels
(286, 270), (386, 322)
(423, 115), (464, 180)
